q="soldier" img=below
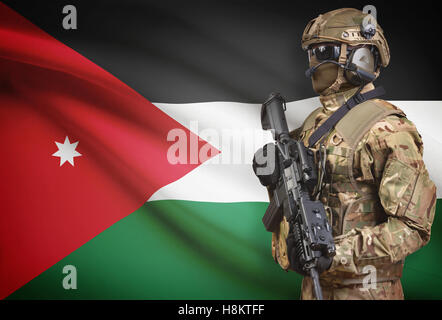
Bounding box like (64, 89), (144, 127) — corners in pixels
(270, 8), (437, 299)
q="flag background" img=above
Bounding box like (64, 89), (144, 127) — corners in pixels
(2, 0), (442, 299)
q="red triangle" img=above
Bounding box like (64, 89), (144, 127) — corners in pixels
(0, 2), (219, 299)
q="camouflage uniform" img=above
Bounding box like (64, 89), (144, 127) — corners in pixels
(271, 83), (437, 299)
(269, 8), (437, 299)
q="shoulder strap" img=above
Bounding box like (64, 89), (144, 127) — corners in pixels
(335, 99), (405, 147)
(308, 86), (386, 148)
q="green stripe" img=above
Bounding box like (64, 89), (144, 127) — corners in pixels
(6, 200), (442, 299)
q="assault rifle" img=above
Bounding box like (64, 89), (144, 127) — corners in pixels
(252, 93), (336, 300)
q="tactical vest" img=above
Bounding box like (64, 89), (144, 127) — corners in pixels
(272, 98), (406, 284)
(300, 99), (405, 235)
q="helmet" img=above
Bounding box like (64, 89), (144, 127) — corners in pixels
(302, 8), (389, 67)
(302, 8), (390, 94)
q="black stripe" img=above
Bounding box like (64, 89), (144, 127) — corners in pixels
(3, 0), (441, 103)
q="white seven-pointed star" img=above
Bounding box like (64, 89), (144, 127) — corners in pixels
(52, 136), (82, 167)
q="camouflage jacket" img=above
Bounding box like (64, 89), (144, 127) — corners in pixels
(271, 83), (437, 287)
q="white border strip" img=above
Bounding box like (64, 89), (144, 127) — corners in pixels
(149, 98), (442, 202)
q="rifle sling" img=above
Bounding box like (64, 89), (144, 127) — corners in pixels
(308, 86), (386, 148)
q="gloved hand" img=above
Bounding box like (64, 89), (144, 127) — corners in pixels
(316, 255), (333, 274)
(286, 233), (332, 276)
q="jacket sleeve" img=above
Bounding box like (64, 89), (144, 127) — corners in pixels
(325, 115), (437, 277)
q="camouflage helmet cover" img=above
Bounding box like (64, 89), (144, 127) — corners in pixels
(302, 8), (390, 67)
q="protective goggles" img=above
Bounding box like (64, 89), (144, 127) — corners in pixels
(307, 44), (341, 62)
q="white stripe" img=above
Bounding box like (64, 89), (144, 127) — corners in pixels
(149, 98), (442, 202)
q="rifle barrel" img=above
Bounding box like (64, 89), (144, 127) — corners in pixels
(310, 268), (323, 300)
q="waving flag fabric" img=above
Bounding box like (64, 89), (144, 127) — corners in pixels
(1, 0), (442, 300)
(0, 2), (217, 299)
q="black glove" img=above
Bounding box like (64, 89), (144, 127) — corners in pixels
(286, 233), (332, 276)
(316, 255), (333, 274)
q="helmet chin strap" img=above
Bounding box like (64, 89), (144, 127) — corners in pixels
(320, 43), (348, 96)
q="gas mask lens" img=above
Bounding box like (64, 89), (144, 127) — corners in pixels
(308, 44), (340, 62)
